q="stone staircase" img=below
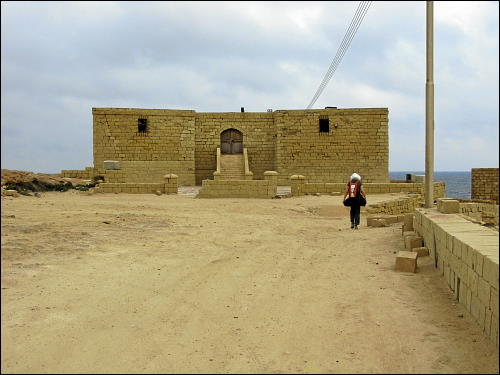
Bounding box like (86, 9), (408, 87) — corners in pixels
(220, 154), (245, 180)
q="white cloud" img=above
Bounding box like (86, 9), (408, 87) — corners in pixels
(1, 1), (498, 174)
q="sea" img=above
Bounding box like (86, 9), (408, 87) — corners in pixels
(389, 171), (471, 199)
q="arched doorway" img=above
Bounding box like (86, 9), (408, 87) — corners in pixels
(220, 128), (243, 154)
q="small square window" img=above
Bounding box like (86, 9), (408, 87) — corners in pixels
(319, 118), (330, 133)
(138, 118), (148, 133)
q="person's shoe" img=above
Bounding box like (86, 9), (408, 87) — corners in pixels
(354, 225), (358, 230)
(351, 223), (354, 229)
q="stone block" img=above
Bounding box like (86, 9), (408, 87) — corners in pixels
(367, 217), (388, 227)
(483, 257), (499, 290)
(404, 234), (423, 250)
(412, 247), (429, 258)
(409, 236), (423, 249)
(459, 283), (468, 304)
(103, 160), (121, 170)
(4, 190), (20, 197)
(439, 199), (460, 214)
(471, 294), (481, 320)
(485, 308), (492, 335)
(403, 231), (416, 238)
(491, 288), (499, 317)
(395, 251), (418, 273)
(490, 314), (498, 343)
(403, 214), (414, 231)
(478, 278), (491, 308)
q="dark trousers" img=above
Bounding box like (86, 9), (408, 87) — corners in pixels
(350, 204), (361, 225)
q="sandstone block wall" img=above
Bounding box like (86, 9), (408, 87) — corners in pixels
(291, 179), (445, 199)
(195, 113), (275, 184)
(60, 167), (94, 179)
(274, 108), (389, 185)
(413, 209), (499, 347)
(460, 202), (499, 227)
(95, 183), (166, 194)
(365, 195), (422, 215)
(472, 168), (499, 204)
(89, 107), (389, 186)
(197, 179), (277, 199)
(92, 108), (196, 186)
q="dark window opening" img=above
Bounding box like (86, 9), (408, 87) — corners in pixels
(319, 118), (330, 133)
(138, 118), (148, 133)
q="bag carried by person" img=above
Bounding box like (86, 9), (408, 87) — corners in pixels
(344, 180), (367, 206)
(359, 195), (367, 206)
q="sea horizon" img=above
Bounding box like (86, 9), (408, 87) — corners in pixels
(389, 171), (472, 199)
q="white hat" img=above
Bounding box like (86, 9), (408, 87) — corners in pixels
(350, 173), (361, 181)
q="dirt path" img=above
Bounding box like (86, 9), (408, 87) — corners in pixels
(1, 192), (498, 373)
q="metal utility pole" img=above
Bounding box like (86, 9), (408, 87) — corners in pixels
(425, 1), (435, 208)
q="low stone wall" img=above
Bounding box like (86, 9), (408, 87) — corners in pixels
(94, 183), (165, 194)
(460, 202), (499, 227)
(198, 171), (278, 199)
(290, 176), (445, 199)
(94, 174), (178, 194)
(413, 208), (499, 346)
(472, 168), (499, 204)
(60, 167), (94, 179)
(366, 194), (422, 215)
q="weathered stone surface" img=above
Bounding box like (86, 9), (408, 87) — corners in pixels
(367, 217), (388, 227)
(395, 251), (418, 273)
(4, 190), (20, 197)
(103, 160), (121, 170)
(412, 247), (429, 257)
(439, 199), (460, 214)
(403, 213), (414, 231)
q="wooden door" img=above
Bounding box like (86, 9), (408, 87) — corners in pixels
(220, 129), (243, 154)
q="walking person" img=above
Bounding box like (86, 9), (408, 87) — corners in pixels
(343, 173), (367, 229)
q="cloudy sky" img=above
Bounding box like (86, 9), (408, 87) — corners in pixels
(1, 1), (498, 173)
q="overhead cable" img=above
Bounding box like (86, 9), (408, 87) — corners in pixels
(307, 1), (372, 109)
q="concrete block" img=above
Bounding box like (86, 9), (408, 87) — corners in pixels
(395, 251), (418, 273)
(412, 247), (429, 257)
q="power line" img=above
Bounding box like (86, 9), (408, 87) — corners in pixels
(307, 1), (372, 109)
(308, 1), (367, 106)
(310, 2), (369, 105)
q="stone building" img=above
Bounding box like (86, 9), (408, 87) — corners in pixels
(63, 106), (389, 186)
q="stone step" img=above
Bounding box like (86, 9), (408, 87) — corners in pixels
(220, 154), (246, 180)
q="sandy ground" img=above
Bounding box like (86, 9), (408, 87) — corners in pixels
(1, 190), (499, 374)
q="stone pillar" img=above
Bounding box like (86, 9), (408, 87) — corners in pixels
(164, 174), (178, 194)
(213, 171), (221, 181)
(290, 175), (306, 196)
(264, 171), (278, 198)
